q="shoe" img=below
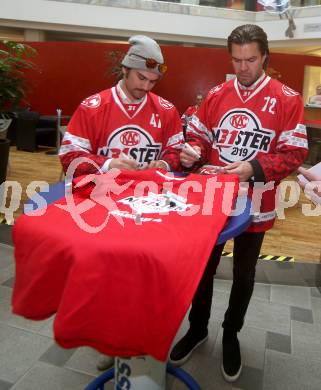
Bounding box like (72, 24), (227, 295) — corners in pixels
(96, 355), (114, 371)
(221, 331), (242, 382)
(169, 329), (208, 366)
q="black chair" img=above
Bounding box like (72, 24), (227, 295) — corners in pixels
(16, 111), (56, 152)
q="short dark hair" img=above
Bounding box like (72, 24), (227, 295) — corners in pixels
(227, 24), (269, 69)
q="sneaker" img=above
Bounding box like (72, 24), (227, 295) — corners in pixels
(169, 329), (208, 366)
(96, 355), (114, 371)
(221, 331), (242, 382)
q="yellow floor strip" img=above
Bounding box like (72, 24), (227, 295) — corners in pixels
(222, 252), (295, 262)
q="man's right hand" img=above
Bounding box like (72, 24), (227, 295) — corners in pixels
(180, 145), (201, 168)
(109, 157), (138, 170)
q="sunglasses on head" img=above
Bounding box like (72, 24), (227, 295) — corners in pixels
(133, 54), (167, 74)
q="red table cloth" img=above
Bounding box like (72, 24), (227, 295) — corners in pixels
(12, 169), (238, 361)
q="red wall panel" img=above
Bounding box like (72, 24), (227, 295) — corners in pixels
(22, 42), (321, 116)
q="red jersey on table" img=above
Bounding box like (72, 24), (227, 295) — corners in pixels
(12, 170), (239, 361)
(187, 74), (308, 232)
(60, 84), (184, 176)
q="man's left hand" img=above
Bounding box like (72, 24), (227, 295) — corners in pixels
(147, 160), (168, 170)
(224, 161), (254, 182)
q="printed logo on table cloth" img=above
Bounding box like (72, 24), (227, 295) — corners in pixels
(213, 108), (275, 164)
(110, 191), (193, 223)
(97, 125), (162, 165)
(81, 94), (102, 108)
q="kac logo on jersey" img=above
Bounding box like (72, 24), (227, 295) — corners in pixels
(214, 109), (275, 163)
(230, 114), (249, 129)
(81, 94), (101, 109)
(97, 125), (162, 164)
(120, 131), (141, 146)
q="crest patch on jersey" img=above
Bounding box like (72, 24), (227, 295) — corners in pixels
(81, 94), (102, 108)
(97, 125), (162, 164)
(158, 97), (173, 110)
(282, 85), (299, 97)
(214, 109), (275, 164)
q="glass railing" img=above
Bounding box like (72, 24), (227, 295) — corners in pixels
(156, 0), (321, 11)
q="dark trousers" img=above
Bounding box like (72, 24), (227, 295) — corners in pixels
(189, 231), (265, 334)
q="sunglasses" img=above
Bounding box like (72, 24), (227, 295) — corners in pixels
(133, 54), (167, 74)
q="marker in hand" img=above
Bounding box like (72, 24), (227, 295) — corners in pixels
(183, 143), (201, 159)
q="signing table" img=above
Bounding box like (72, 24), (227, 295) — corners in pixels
(15, 170), (251, 390)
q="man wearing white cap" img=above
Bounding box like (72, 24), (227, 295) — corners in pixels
(60, 35), (183, 176)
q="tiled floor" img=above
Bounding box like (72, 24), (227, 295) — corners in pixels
(1, 225), (321, 390)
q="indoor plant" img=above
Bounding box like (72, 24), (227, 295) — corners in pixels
(0, 40), (36, 190)
(0, 40), (37, 138)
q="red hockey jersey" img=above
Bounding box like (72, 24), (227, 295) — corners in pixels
(60, 87), (184, 176)
(187, 75), (308, 232)
(12, 170), (239, 361)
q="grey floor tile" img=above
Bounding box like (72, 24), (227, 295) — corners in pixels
(252, 283), (271, 301)
(214, 278), (232, 293)
(271, 285), (311, 309)
(10, 362), (95, 390)
(211, 290), (230, 320)
(39, 343), (76, 367)
(37, 316), (55, 338)
(0, 244), (14, 269)
(304, 278), (321, 287)
(266, 331), (291, 354)
(263, 350), (321, 390)
(311, 287), (321, 298)
(295, 263), (321, 287)
(213, 326), (266, 370)
(0, 327), (53, 382)
(168, 353), (232, 390)
(291, 320), (321, 362)
(233, 365), (263, 390)
(246, 298), (291, 335)
(0, 225), (13, 246)
(0, 264), (15, 284)
(1, 277), (15, 288)
(216, 257), (233, 279)
(290, 306), (313, 324)
(0, 286), (50, 333)
(275, 261), (294, 270)
(253, 263), (269, 284)
(0, 323), (16, 344)
(214, 279), (270, 301)
(311, 297), (321, 324)
(263, 263), (308, 286)
(0, 379), (13, 390)
(65, 347), (102, 376)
